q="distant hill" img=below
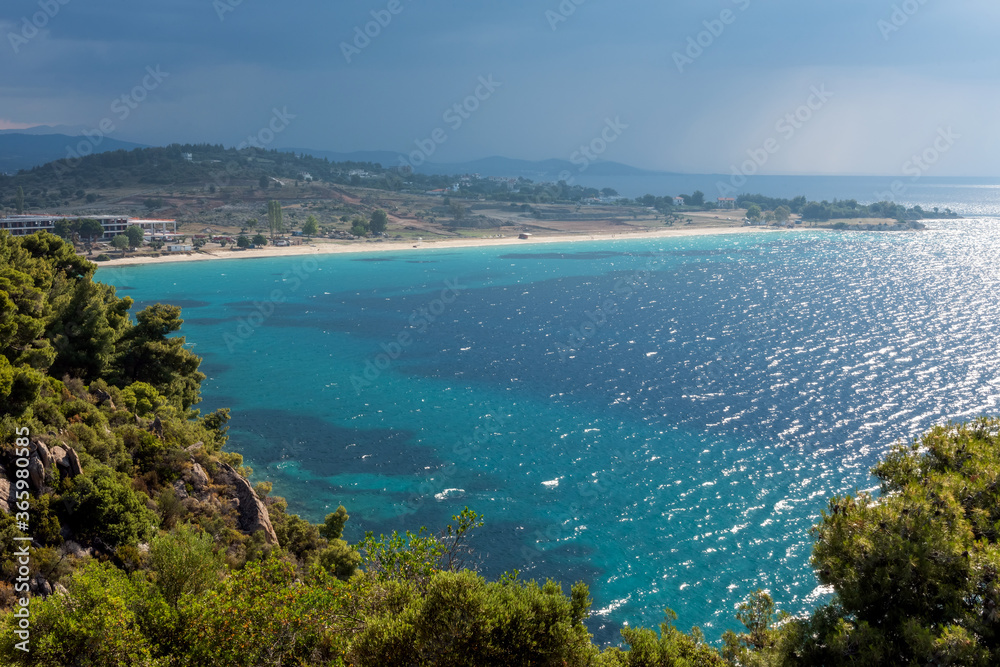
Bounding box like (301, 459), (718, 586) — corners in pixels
(0, 133), (147, 174)
(0, 143), (447, 212)
(281, 148), (659, 181)
(1, 130), (668, 185)
(0, 140), (687, 213)
(0, 124), (90, 136)
(412, 155), (654, 180)
(279, 148), (408, 168)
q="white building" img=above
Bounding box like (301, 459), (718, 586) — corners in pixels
(0, 215), (177, 240)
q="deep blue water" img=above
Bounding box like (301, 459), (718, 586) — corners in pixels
(99, 219), (1000, 643)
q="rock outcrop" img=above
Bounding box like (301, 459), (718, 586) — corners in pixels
(186, 463), (210, 493)
(91, 388), (115, 410)
(0, 473), (13, 514)
(7, 439), (54, 495)
(50, 446), (66, 464)
(34, 441), (51, 470)
(0, 440), (71, 512)
(216, 464), (278, 545)
(66, 448), (82, 477)
(150, 416), (164, 440)
(32, 575), (53, 597)
(26, 456), (45, 493)
(50, 445), (83, 479)
(62, 541), (93, 559)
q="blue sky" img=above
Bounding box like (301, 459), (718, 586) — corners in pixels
(2, 0), (997, 175)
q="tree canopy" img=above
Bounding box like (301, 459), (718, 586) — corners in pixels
(301, 215), (319, 238)
(369, 209), (389, 235)
(110, 234), (129, 255)
(125, 225), (145, 249)
(267, 200), (283, 241)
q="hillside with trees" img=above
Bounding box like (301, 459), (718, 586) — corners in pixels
(737, 193), (957, 223)
(0, 144), (956, 230)
(0, 144), (445, 214)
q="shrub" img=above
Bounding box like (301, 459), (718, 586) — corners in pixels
(61, 466), (158, 548)
(0, 561), (166, 666)
(150, 524), (225, 607)
(347, 571), (602, 666)
(120, 382), (166, 417)
(180, 556), (346, 667)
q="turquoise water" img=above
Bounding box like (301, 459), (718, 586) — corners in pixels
(98, 219), (1000, 642)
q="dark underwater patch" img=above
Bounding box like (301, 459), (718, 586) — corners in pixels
(229, 408), (434, 477)
(134, 299), (212, 310)
(499, 251), (661, 261)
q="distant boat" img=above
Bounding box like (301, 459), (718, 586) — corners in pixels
(519, 233), (533, 240)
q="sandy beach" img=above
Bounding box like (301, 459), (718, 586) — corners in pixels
(96, 225), (791, 268)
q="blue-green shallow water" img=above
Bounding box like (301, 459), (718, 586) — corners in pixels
(98, 220), (1000, 643)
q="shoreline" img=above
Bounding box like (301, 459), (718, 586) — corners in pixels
(94, 226), (796, 268)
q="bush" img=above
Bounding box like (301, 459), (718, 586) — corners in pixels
(180, 557), (346, 667)
(317, 539), (362, 580)
(94, 254), (112, 262)
(150, 524), (225, 607)
(347, 571), (601, 666)
(120, 381), (166, 416)
(0, 561), (166, 666)
(61, 466), (158, 548)
(781, 418), (1000, 665)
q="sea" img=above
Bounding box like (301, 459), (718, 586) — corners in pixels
(573, 173), (1000, 216)
(98, 183), (1000, 644)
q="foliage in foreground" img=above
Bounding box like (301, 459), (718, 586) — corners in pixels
(2, 231), (1000, 665)
(716, 418), (1000, 667)
(2, 550), (730, 667)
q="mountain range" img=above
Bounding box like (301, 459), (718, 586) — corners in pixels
(0, 132), (147, 174)
(278, 148), (660, 180)
(0, 129), (663, 182)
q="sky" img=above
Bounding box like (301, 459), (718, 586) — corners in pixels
(1, 0), (998, 176)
